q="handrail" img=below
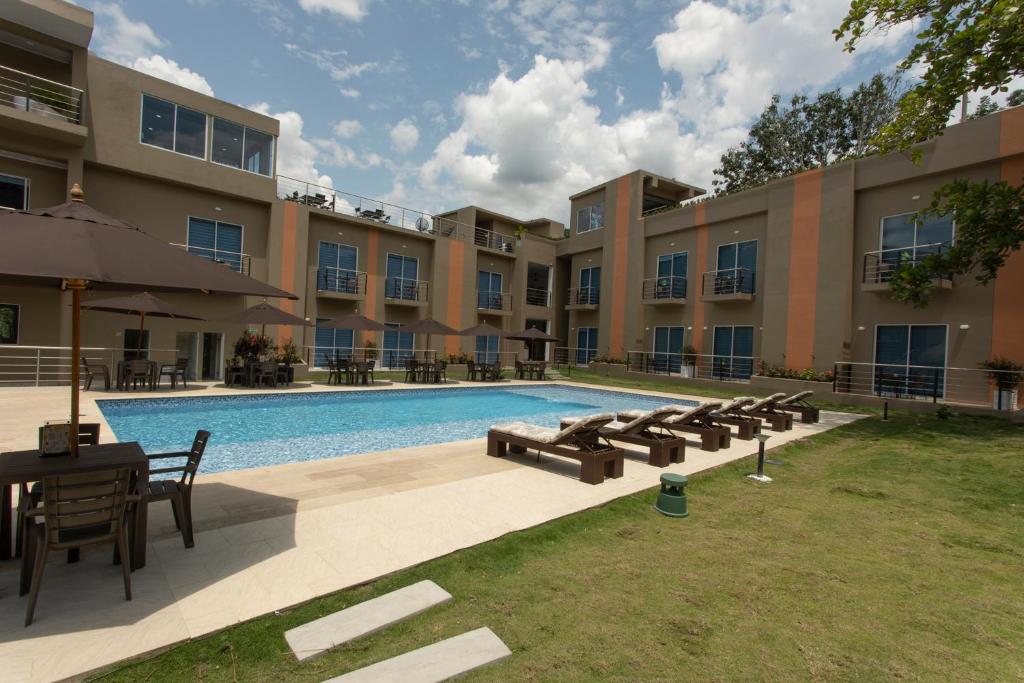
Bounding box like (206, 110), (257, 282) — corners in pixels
(170, 243), (251, 275)
(862, 242), (950, 284)
(642, 275), (687, 300)
(626, 350), (757, 382)
(702, 267), (754, 296)
(317, 266), (366, 295)
(0, 346), (179, 386)
(566, 286), (600, 305)
(305, 346), (521, 369)
(525, 288), (552, 307)
(384, 277), (429, 302)
(833, 361), (1022, 410)
(0, 63), (84, 125)
(476, 290), (512, 311)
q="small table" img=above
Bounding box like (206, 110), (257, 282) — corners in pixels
(0, 442), (150, 569)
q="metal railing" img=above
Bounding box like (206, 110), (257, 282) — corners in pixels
(642, 275), (687, 300)
(476, 290), (511, 311)
(552, 346), (598, 366)
(384, 277), (429, 302)
(0, 64), (83, 125)
(833, 362), (1022, 410)
(525, 288), (552, 307)
(0, 346), (178, 387)
(306, 346), (521, 370)
(863, 242), (950, 284)
(277, 175), (516, 254)
(170, 243), (251, 275)
(640, 202), (682, 218)
(317, 266), (366, 295)
(566, 286), (600, 306)
(626, 351), (758, 382)
(702, 267), (754, 296)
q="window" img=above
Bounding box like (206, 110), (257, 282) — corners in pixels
(187, 217), (244, 272)
(577, 266), (601, 305)
(576, 328), (598, 364)
(576, 202), (604, 234)
(713, 240), (757, 294)
(476, 335), (499, 363)
(314, 319), (353, 365)
(212, 117), (274, 176)
(712, 326), (754, 380)
(382, 323), (415, 367)
(0, 303), (19, 344)
(477, 271), (504, 309)
(880, 212), (954, 260)
(526, 263), (551, 306)
(140, 94), (206, 159)
(874, 324), (948, 398)
(123, 329), (150, 361)
(318, 241), (359, 293)
(385, 254), (420, 300)
(655, 251), (687, 298)
(653, 326), (685, 373)
(0, 174), (28, 210)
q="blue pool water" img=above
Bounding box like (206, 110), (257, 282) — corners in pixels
(97, 385), (693, 474)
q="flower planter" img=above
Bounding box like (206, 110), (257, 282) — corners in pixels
(992, 388), (1019, 411)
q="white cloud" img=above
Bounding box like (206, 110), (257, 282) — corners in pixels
(332, 119), (363, 138)
(131, 55), (214, 96)
(483, 0), (616, 71)
(284, 45), (378, 81)
(297, 0), (369, 21)
(249, 103), (333, 188)
(339, 87), (361, 98)
(312, 137), (382, 169)
(390, 119), (420, 154)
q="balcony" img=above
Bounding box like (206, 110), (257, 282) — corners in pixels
(565, 286), (600, 311)
(642, 276), (687, 304)
(862, 243), (952, 292)
(384, 277), (429, 306)
(701, 267), (754, 302)
(0, 64), (86, 144)
(171, 243), (250, 275)
(473, 227), (516, 255)
(525, 287), (551, 307)
(476, 290), (512, 315)
(316, 266), (366, 301)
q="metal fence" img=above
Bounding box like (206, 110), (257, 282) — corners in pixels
(862, 243), (950, 285)
(170, 243), (251, 276)
(702, 267), (755, 296)
(833, 362), (1022, 410)
(0, 64), (84, 125)
(0, 346), (179, 386)
(305, 347), (521, 371)
(525, 288), (552, 307)
(476, 291), (511, 311)
(317, 266), (366, 295)
(626, 351), (758, 382)
(552, 347), (597, 368)
(642, 276), (687, 300)
(384, 277), (429, 302)
(566, 286), (600, 306)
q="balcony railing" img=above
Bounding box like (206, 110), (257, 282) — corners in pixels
(171, 243), (250, 275)
(384, 277), (429, 303)
(626, 351), (758, 382)
(317, 266), (366, 296)
(863, 242), (950, 284)
(0, 64), (83, 125)
(277, 175), (516, 254)
(567, 286), (600, 306)
(476, 290), (511, 311)
(525, 288), (551, 307)
(642, 275), (687, 301)
(552, 346), (598, 366)
(833, 362), (1022, 410)
(702, 267), (754, 296)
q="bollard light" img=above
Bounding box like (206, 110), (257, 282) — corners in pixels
(655, 473), (689, 517)
(747, 433), (772, 483)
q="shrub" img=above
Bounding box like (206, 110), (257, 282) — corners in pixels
(275, 340), (302, 365)
(758, 361), (834, 383)
(233, 333), (273, 362)
(978, 356), (1024, 390)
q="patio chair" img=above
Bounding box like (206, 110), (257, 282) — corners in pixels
(708, 396), (763, 440)
(776, 390), (820, 423)
(436, 360), (447, 383)
(467, 361), (480, 381)
(533, 362), (547, 380)
(20, 467), (137, 626)
(560, 405), (685, 467)
(254, 361), (278, 388)
(620, 401), (730, 452)
(159, 358), (189, 389)
(742, 393), (794, 431)
(515, 360), (526, 380)
(365, 359), (376, 384)
(404, 358), (419, 383)
(81, 356), (110, 391)
(276, 364), (293, 386)
(143, 430), (210, 549)
(126, 359), (152, 390)
(324, 356), (340, 385)
(225, 361), (246, 388)
(488, 413), (624, 484)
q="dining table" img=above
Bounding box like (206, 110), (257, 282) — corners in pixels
(0, 442), (150, 570)
(115, 359), (159, 390)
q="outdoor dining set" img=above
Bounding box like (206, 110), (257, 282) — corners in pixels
(323, 356), (377, 385)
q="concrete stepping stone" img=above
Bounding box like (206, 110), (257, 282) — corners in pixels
(286, 580), (452, 662)
(322, 627), (511, 683)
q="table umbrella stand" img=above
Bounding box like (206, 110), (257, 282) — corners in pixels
(65, 278), (87, 457)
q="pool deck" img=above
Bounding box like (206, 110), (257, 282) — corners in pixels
(0, 380), (861, 682)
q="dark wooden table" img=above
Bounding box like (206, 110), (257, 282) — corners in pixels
(0, 442), (149, 569)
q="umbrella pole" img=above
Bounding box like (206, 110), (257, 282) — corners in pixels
(137, 311), (146, 356)
(66, 279), (87, 457)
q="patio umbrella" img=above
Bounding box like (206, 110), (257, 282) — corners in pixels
(507, 326), (561, 361)
(0, 185), (297, 454)
(458, 322), (507, 337)
(222, 301), (311, 336)
(82, 292), (204, 354)
(320, 313), (386, 331)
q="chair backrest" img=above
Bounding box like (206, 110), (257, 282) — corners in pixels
(179, 430), (210, 489)
(720, 396), (755, 413)
(260, 361), (277, 373)
(78, 423), (101, 445)
(552, 413), (615, 444)
(176, 357), (189, 370)
(468, 360), (476, 370)
(779, 390), (813, 405)
(744, 393), (787, 413)
(663, 401), (723, 425)
(366, 360), (375, 370)
(40, 467), (133, 549)
(128, 359), (150, 374)
(324, 355), (336, 371)
(617, 405), (681, 433)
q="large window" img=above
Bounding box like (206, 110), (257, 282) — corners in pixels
(576, 202), (604, 234)
(477, 271), (504, 309)
(382, 323), (414, 368)
(655, 251), (688, 299)
(653, 326), (685, 373)
(0, 174), (28, 210)
(318, 241), (359, 293)
(385, 254), (420, 300)
(186, 217), (244, 272)
(874, 324), (948, 398)
(576, 266), (601, 305)
(476, 335), (500, 363)
(712, 325), (754, 380)
(714, 240), (757, 294)
(212, 117), (274, 176)
(314, 319), (353, 365)
(880, 212), (954, 259)
(576, 327), (598, 365)
(140, 94), (206, 159)
(0, 303), (19, 344)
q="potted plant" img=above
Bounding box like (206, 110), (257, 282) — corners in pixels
(233, 333), (272, 364)
(681, 344), (698, 378)
(979, 357), (1023, 410)
(276, 340), (301, 366)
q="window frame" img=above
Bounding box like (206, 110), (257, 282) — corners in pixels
(0, 303), (20, 345)
(185, 216), (245, 272)
(0, 173), (30, 210)
(878, 211), (956, 252)
(575, 201), (605, 235)
(872, 323), (950, 398)
(210, 115), (277, 177)
(138, 93), (208, 161)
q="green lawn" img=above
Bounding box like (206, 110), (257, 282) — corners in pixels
(93, 409), (1023, 682)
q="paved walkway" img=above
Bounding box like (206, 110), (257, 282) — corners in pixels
(0, 380), (861, 681)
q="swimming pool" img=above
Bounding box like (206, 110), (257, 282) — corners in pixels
(97, 385), (693, 474)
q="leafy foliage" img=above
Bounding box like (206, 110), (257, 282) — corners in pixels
(968, 95), (1003, 119)
(758, 361), (835, 383)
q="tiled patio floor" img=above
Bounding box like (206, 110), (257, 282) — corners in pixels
(0, 380), (861, 682)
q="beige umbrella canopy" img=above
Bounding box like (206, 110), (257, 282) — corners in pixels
(402, 317), (459, 360)
(222, 302), (311, 336)
(82, 292), (204, 354)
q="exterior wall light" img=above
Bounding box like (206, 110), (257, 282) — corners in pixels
(857, 326), (865, 331)
(959, 324), (970, 330)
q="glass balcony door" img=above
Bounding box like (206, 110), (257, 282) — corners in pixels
(318, 241), (358, 293)
(385, 254), (419, 299)
(477, 271), (504, 309)
(579, 266), (601, 305)
(653, 326), (685, 373)
(712, 325), (754, 379)
(874, 324), (947, 398)
(656, 252), (687, 298)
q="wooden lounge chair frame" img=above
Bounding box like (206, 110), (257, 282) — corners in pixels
(621, 402), (731, 452)
(488, 415), (624, 484)
(743, 393), (794, 431)
(710, 397), (763, 440)
(776, 390), (819, 423)
(561, 407), (685, 467)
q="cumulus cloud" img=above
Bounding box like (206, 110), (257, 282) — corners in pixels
(284, 45), (378, 82)
(332, 119), (364, 138)
(483, 0), (616, 70)
(297, 0), (369, 21)
(390, 119), (420, 154)
(131, 55), (214, 96)
(249, 103), (333, 187)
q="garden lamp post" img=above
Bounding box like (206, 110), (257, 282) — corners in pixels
(747, 433), (772, 483)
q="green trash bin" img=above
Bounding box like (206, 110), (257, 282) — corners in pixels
(655, 473), (688, 518)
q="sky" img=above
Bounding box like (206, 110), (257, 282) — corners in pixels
(75, 0), (928, 224)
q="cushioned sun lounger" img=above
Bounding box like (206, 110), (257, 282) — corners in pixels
(709, 396), (763, 440)
(742, 393), (794, 431)
(776, 390), (820, 423)
(560, 406), (685, 467)
(487, 413), (624, 484)
(619, 401), (730, 452)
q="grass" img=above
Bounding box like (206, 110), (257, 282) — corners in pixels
(92, 407), (1024, 682)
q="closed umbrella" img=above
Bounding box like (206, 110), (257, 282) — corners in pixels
(82, 292), (204, 355)
(222, 301), (310, 336)
(402, 317), (459, 361)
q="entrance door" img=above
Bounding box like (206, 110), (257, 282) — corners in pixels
(653, 326), (685, 373)
(201, 332), (222, 380)
(525, 318), (549, 360)
(712, 326), (754, 379)
(175, 332), (199, 380)
(123, 329), (150, 361)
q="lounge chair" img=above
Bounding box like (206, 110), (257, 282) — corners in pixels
(709, 397), (763, 440)
(143, 430), (210, 548)
(560, 406), (685, 467)
(742, 393), (794, 431)
(619, 401), (730, 452)
(488, 413), (624, 484)
(81, 356), (110, 391)
(776, 390), (819, 423)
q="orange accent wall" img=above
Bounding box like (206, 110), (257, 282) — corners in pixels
(784, 170), (823, 369)
(445, 239), (465, 354)
(691, 204), (708, 352)
(999, 106), (1024, 156)
(992, 154), (1024, 360)
(277, 201), (298, 341)
(608, 177), (631, 357)
(363, 229), (379, 345)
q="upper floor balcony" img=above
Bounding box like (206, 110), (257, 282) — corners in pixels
(476, 290), (512, 315)
(525, 287), (552, 307)
(384, 277), (429, 306)
(862, 243), (953, 292)
(0, 63), (86, 144)
(316, 266), (367, 300)
(565, 286), (600, 311)
(642, 275), (687, 304)
(701, 267), (754, 302)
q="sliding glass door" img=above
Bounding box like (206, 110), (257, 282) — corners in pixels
(653, 326), (685, 373)
(874, 324), (947, 398)
(712, 326), (754, 379)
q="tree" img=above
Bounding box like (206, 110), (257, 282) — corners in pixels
(968, 95), (1001, 119)
(835, 0), (1024, 307)
(1009, 89), (1024, 108)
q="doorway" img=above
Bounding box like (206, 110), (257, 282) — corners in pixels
(525, 318), (550, 360)
(175, 332), (199, 380)
(201, 332), (222, 380)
